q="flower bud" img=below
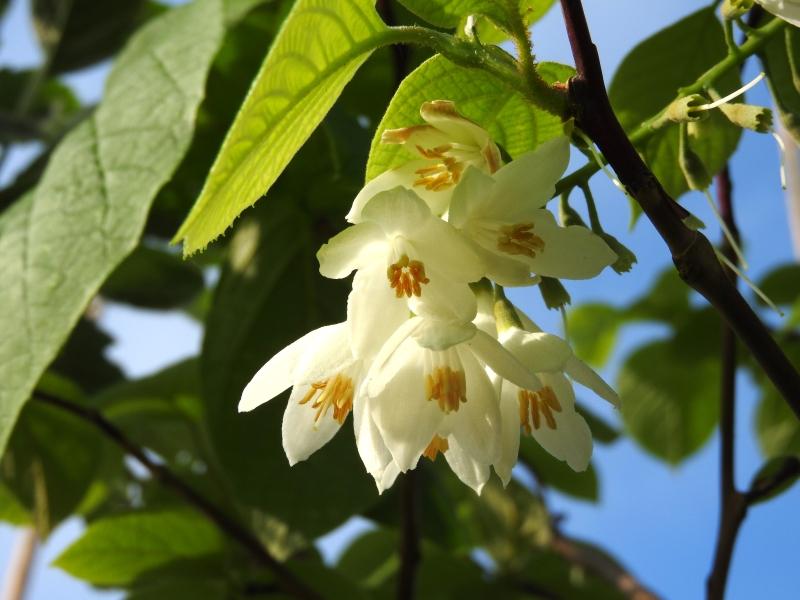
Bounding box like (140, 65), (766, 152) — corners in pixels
(538, 277), (571, 311)
(599, 232), (637, 274)
(654, 94), (709, 128)
(722, 0), (754, 19)
(718, 102), (773, 133)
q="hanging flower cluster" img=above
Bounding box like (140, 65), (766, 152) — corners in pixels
(239, 101), (620, 493)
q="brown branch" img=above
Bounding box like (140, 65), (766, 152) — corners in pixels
(396, 469), (420, 600)
(34, 391), (322, 600)
(707, 167), (747, 600)
(550, 533), (661, 600)
(558, 0), (800, 416)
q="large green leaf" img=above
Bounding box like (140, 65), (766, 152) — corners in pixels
(609, 8), (741, 199)
(760, 25), (800, 143)
(397, 0), (505, 28)
(0, 0), (224, 456)
(201, 198), (375, 537)
(619, 336), (720, 465)
(174, 0), (390, 254)
(366, 56), (570, 181)
(53, 510), (225, 586)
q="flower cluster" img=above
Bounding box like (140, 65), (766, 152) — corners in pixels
(240, 101), (619, 493)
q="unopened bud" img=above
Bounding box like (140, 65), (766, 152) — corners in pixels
(679, 124), (711, 191)
(599, 233), (637, 274)
(655, 94), (709, 128)
(722, 0), (754, 19)
(718, 103), (773, 133)
(539, 277), (571, 311)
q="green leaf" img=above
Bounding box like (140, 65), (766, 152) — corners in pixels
(174, 0), (390, 255)
(201, 199), (376, 536)
(49, 318), (124, 393)
(609, 8), (741, 199)
(567, 304), (624, 367)
(518, 437), (599, 501)
(0, 0), (224, 456)
(397, 0), (505, 28)
(126, 579), (230, 600)
(32, 0), (149, 74)
(577, 403), (620, 445)
(748, 456), (800, 505)
(760, 26), (800, 143)
(337, 529), (398, 590)
(101, 245), (205, 309)
(366, 56), (570, 181)
(461, 0), (558, 45)
(757, 381), (800, 458)
(757, 264), (800, 307)
(0, 68), (80, 141)
(619, 338), (720, 465)
(53, 510), (225, 586)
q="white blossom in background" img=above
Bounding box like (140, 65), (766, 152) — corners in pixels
(347, 100), (502, 222)
(448, 137), (617, 285)
(756, 0), (800, 27)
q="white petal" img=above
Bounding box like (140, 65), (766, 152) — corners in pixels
(411, 318), (476, 351)
(447, 167), (496, 229)
(366, 317), (423, 397)
(354, 394), (393, 476)
(281, 384), (344, 466)
(370, 338), (445, 471)
(494, 383), (522, 486)
(442, 347), (501, 466)
(317, 222), (386, 279)
(239, 324), (336, 412)
(467, 329), (541, 391)
(444, 437), (491, 494)
(499, 327), (573, 373)
(408, 266), (477, 323)
(491, 138), (570, 213)
(292, 323), (355, 386)
(758, 0), (800, 26)
(376, 461), (401, 494)
(411, 217), (485, 283)
(565, 356), (620, 407)
(420, 100), (491, 150)
(527, 372), (592, 472)
(361, 186), (433, 236)
(524, 210), (616, 280)
(476, 244), (537, 287)
(347, 263), (409, 359)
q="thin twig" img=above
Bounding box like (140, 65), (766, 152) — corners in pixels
(558, 0), (800, 415)
(34, 391), (321, 600)
(396, 469), (420, 600)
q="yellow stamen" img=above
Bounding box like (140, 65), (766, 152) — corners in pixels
(425, 367), (467, 413)
(518, 386), (562, 433)
(299, 373), (354, 425)
(413, 150), (463, 191)
(497, 223), (545, 258)
(423, 435), (449, 461)
(387, 254), (430, 298)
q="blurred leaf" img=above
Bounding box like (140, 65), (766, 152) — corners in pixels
(2, 387), (102, 534)
(50, 318), (124, 393)
(175, 0), (390, 255)
(0, 68), (80, 141)
(32, 0), (149, 74)
(760, 25), (800, 143)
(366, 56), (570, 180)
(609, 8), (741, 200)
(567, 304), (624, 367)
(757, 264), (800, 307)
(518, 437), (599, 501)
(126, 578), (230, 600)
(337, 529), (397, 590)
(0, 482), (30, 525)
(201, 199), (376, 537)
(101, 245), (205, 309)
(619, 337), (720, 465)
(53, 510), (225, 585)
(757, 376), (800, 459)
(577, 403), (620, 445)
(0, 0), (224, 456)
(748, 456), (800, 505)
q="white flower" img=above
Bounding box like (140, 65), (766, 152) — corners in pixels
(318, 186), (484, 358)
(448, 137), (617, 285)
(347, 100), (502, 222)
(756, 0), (800, 27)
(493, 323), (619, 484)
(239, 323), (363, 466)
(360, 316), (542, 493)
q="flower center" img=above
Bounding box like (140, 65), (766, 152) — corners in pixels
(299, 373), (354, 425)
(518, 386), (561, 433)
(413, 144), (464, 191)
(425, 366), (467, 413)
(497, 223), (545, 258)
(387, 254), (430, 298)
(422, 435), (449, 461)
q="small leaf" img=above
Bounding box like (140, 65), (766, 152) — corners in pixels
(461, 0), (558, 44)
(748, 456), (800, 505)
(53, 510), (225, 586)
(756, 264), (800, 307)
(49, 318), (124, 394)
(619, 338), (720, 465)
(174, 0), (390, 254)
(0, 68), (80, 141)
(0, 0), (224, 456)
(518, 437), (599, 502)
(101, 245), (205, 309)
(366, 56), (570, 181)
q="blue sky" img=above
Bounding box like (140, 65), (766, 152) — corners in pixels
(1, 1), (798, 599)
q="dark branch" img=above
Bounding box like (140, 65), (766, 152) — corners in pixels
(707, 167), (746, 600)
(396, 469), (420, 600)
(35, 391), (321, 600)
(558, 0), (800, 416)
